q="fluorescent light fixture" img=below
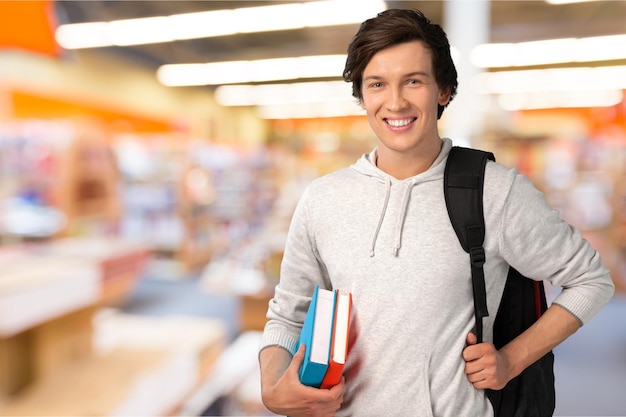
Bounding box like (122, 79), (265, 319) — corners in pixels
(55, 0), (386, 49)
(545, 0), (601, 4)
(257, 101), (364, 119)
(215, 81), (354, 106)
(235, 4), (306, 33)
(471, 35), (626, 68)
(157, 55), (347, 86)
(475, 66), (626, 110)
(498, 90), (623, 111)
(55, 22), (110, 49)
(108, 16), (174, 46)
(475, 66), (626, 94)
(169, 10), (235, 40)
(214, 80), (363, 119)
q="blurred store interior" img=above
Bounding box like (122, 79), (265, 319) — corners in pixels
(0, 0), (625, 416)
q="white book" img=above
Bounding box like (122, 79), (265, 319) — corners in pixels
(310, 288), (335, 364)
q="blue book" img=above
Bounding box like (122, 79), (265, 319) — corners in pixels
(298, 285), (336, 388)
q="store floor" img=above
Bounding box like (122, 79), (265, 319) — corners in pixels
(120, 275), (626, 417)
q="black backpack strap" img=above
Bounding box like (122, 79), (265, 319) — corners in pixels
(444, 146), (495, 343)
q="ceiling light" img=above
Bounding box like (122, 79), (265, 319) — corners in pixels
(55, 0), (386, 49)
(215, 81), (354, 106)
(169, 10), (235, 40)
(475, 66), (626, 94)
(157, 55), (347, 86)
(545, 0), (601, 4)
(214, 80), (363, 119)
(108, 16), (174, 46)
(235, 4), (306, 33)
(55, 22), (109, 49)
(475, 66), (626, 110)
(256, 101), (364, 119)
(498, 90), (623, 111)
(471, 35), (626, 68)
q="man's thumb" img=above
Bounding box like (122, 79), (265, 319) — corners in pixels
(290, 343), (306, 373)
(466, 332), (478, 346)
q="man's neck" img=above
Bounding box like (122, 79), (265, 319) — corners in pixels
(375, 139), (443, 180)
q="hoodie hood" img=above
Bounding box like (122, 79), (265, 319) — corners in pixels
(351, 138), (453, 257)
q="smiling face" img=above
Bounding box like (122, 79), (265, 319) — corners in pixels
(360, 40), (451, 175)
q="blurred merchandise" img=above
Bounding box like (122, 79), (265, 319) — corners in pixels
(0, 236), (150, 410)
(0, 247), (99, 337)
(177, 331), (277, 417)
(479, 103), (626, 293)
(0, 198), (66, 238)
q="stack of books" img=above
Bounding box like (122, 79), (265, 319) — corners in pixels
(298, 286), (352, 389)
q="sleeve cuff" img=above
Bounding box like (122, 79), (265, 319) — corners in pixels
(259, 328), (300, 356)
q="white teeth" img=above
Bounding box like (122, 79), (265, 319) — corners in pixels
(386, 118), (413, 127)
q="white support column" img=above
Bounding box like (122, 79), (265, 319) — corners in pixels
(441, 0), (490, 147)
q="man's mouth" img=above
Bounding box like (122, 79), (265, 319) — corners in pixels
(385, 118), (416, 128)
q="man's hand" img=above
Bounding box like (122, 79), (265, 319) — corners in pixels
(260, 344), (345, 417)
(462, 304), (583, 392)
(462, 333), (513, 390)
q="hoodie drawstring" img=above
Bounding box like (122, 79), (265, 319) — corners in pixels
(393, 180), (415, 256)
(369, 176), (391, 257)
(369, 178), (415, 257)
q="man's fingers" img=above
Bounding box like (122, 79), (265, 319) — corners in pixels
(463, 333), (480, 362)
(328, 376), (346, 403)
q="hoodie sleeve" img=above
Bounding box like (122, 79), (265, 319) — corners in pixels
(497, 171), (614, 325)
(259, 184), (332, 355)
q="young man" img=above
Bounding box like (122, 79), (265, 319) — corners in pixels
(258, 9), (614, 417)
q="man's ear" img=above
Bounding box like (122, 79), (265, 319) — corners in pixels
(438, 88), (451, 106)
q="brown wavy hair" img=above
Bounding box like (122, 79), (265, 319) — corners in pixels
(343, 9), (458, 119)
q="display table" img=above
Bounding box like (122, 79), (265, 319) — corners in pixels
(1, 310), (227, 416)
(0, 237), (150, 403)
(0, 237), (150, 337)
(0, 237), (228, 416)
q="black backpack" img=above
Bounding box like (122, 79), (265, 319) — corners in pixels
(444, 146), (556, 417)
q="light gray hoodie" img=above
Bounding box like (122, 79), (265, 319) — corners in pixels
(260, 138), (614, 417)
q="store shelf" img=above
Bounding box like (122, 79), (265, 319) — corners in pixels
(0, 237), (151, 404)
(1, 349), (196, 416)
(0, 305), (227, 417)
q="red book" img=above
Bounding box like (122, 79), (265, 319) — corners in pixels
(320, 290), (352, 389)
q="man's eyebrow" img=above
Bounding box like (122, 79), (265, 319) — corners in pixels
(363, 75), (383, 82)
(405, 71), (430, 78)
(363, 71), (431, 81)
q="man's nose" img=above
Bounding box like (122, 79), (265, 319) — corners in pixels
(386, 87), (408, 112)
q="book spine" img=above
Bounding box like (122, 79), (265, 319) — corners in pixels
(300, 361), (329, 388)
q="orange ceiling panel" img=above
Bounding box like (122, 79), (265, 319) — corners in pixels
(10, 91), (174, 133)
(0, 1), (59, 57)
